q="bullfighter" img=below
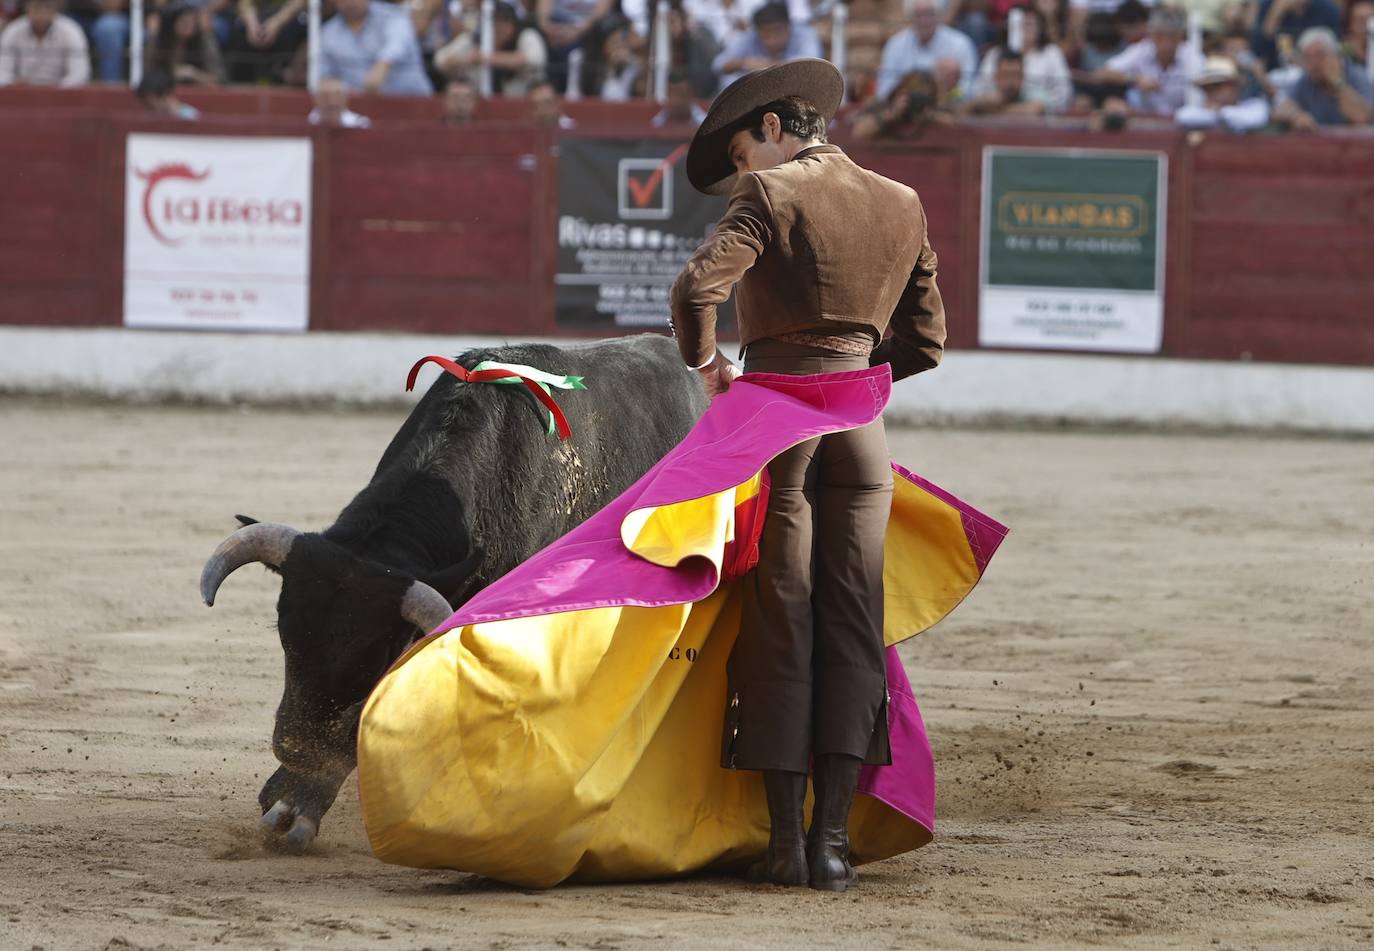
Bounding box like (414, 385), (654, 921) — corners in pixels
(670, 58), (948, 891)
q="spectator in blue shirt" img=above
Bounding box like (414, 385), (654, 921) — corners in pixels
(1252, 0), (1342, 70)
(712, 2), (821, 89)
(875, 0), (978, 101)
(1273, 26), (1373, 127)
(320, 0), (433, 95)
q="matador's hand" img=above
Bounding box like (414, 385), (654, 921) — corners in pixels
(698, 350), (742, 399)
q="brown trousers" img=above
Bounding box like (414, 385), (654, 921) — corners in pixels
(720, 336), (894, 773)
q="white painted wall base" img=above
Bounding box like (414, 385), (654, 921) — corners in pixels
(2, 327), (1372, 434)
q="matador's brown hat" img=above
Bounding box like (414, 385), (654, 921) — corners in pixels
(685, 59), (844, 196)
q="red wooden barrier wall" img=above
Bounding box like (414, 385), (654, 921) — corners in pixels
(1, 93), (1371, 366)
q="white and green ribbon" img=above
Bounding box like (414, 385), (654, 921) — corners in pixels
(472, 361), (588, 436)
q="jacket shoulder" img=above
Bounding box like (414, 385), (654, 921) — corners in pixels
(726, 171), (776, 215)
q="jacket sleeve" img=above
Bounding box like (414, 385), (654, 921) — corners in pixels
(669, 173), (773, 368)
(871, 201), (946, 382)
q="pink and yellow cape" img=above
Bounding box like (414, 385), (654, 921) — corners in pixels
(357, 366), (1007, 887)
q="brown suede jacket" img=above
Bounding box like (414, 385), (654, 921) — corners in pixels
(669, 144), (947, 382)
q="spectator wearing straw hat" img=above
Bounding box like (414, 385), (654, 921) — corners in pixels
(1094, 6), (1203, 115)
(1174, 54), (1270, 130)
(0, 0), (89, 85)
(712, 2), (820, 89)
(1272, 25), (1373, 127)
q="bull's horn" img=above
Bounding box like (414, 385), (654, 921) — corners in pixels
(200, 523), (302, 607)
(400, 580), (455, 635)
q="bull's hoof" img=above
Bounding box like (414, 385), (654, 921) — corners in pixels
(283, 815), (319, 852)
(260, 799), (294, 833)
(260, 799), (319, 853)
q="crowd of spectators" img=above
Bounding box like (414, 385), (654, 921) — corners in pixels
(0, 0), (1371, 133)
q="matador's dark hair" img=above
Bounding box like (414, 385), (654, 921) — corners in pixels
(740, 96), (828, 144)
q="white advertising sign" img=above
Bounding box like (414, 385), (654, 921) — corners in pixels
(124, 134), (312, 331)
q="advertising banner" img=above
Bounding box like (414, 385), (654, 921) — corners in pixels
(555, 138), (734, 331)
(124, 134), (312, 331)
(979, 147), (1167, 353)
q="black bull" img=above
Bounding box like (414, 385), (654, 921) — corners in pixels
(201, 335), (708, 851)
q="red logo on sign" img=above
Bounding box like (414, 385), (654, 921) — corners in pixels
(135, 163), (211, 247)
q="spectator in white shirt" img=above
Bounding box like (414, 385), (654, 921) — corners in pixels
(309, 76), (373, 127)
(436, 0), (548, 97)
(1094, 6), (1204, 115)
(1175, 55), (1271, 131)
(875, 0), (978, 101)
(0, 0), (90, 86)
(972, 6), (1072, 112)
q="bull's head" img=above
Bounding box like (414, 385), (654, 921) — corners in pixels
(200, 518), (482, 851)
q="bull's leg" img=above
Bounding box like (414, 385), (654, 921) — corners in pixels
(259, 701), (363, 852)
(258, 764), (351, 852)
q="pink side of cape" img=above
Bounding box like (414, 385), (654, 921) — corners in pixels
(422, 366), (1003, 837)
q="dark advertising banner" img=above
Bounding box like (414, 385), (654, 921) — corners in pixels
(979, 147), (1167, 353)
(556, 138), (735, 331)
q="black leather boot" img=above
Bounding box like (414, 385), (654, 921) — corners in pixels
(746, 769), (809, 886)
(807, 753), (862, 891)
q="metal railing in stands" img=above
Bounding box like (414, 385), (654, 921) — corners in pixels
(308, 0), (323, 92)
(107, 3), (1374, 103)
(130, 0), (143, 87)
(1367, 18), (1373, 84)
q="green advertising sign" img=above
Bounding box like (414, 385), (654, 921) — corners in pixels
(980, 148), (1167, 353)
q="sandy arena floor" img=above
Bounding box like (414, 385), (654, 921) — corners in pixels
(1, 398), (1371, 950)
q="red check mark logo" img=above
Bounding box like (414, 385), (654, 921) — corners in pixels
(625, 143), (690, 209)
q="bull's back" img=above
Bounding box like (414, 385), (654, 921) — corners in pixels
(371, 334), (707, 584)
